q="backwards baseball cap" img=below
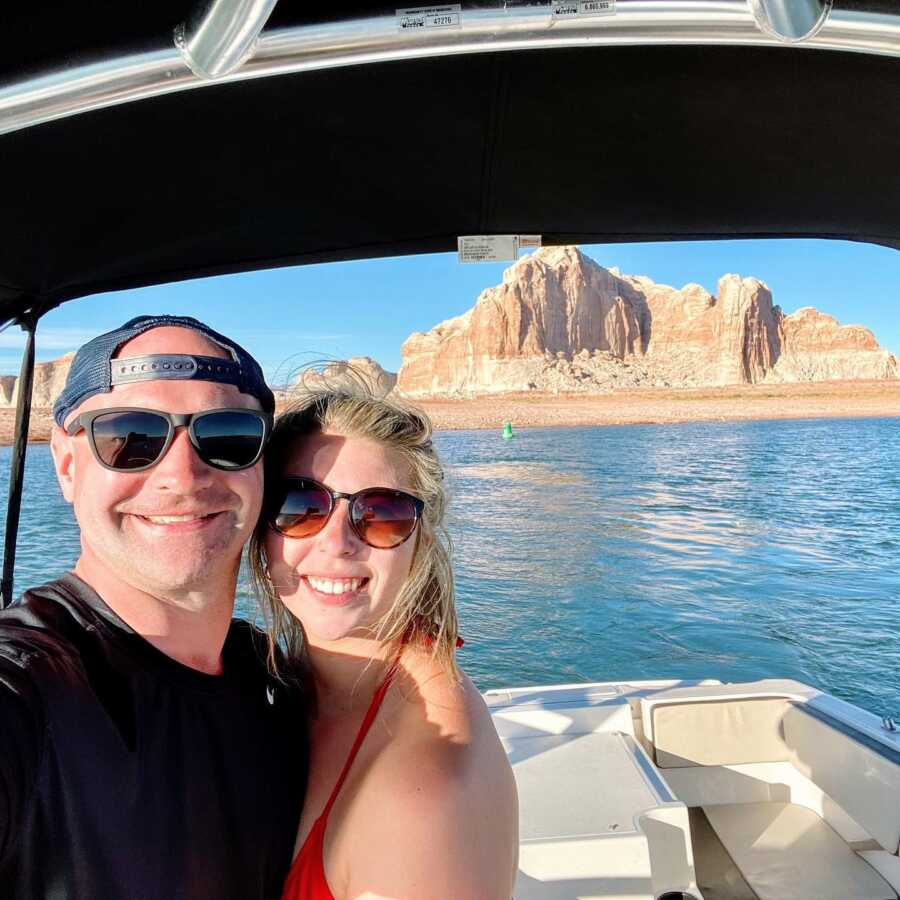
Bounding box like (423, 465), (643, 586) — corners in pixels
(53, 314), (274, 426)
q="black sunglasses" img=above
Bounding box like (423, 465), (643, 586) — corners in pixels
(66, 407), (271, 472)
(268, 477), (425, 549)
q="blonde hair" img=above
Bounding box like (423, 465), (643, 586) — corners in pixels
(249, 383), (460, 682)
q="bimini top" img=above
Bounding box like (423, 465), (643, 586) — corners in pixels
(1, 0), (899, 328)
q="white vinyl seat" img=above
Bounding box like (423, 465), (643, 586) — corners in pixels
(703, 802), (898, 900)
(645, 691), (900, 898)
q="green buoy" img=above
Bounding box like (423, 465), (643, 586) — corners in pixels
(502, 422), (514, 440)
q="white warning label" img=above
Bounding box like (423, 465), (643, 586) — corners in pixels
(551, 0), (616, 18)
(458, 235), (518, 264)
(397, 4), (461, 30)
(457, 235), (543, 264)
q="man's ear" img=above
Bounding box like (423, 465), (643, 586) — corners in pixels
(50, 425), (76, 503)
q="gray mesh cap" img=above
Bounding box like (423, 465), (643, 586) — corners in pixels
(53, 314), (275, 426)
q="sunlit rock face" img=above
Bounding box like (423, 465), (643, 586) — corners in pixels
(397, 247), (899, 395)
(400, 246), (651, 395)
(770, 308), (899, 382)
(5, 352), (75, 408)
(287, 356), (397, 399)
(639, 274), (781, 387)
(0, 377), (15, 405)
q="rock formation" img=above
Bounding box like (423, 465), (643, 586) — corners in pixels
(771, 307), (898, 382)
(2, 353), (76, 408)
(287, 357), (397, 399)
(0, 376), (16, 406)
(400, 247), (645, 395)
(398, 247), (898, 395)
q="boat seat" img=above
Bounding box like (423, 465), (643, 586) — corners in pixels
(703, 801), (898, 900)
(647, 694), (900, 855)
(508, 729), (698, 899)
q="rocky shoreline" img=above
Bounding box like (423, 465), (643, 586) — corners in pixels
(5, 381), (900, 445)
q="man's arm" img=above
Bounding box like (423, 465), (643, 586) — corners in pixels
(0, 652), (45, 867)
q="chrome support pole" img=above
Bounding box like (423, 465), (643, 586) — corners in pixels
(3, 3), (900, 137)
(175, 0), (280, 79)
(747, 0), (832, 43)
(2, 316), (37, 609)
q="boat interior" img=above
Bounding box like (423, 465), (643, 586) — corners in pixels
(489, 679), (900, 899)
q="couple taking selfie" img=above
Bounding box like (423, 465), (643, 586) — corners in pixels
(0, 315), (518, 899)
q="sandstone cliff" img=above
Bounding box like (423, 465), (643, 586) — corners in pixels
(0, 376), (16, 406)
(398, 247), (898, 395)
(286, 357), (397, 399)
(2, 353), (76, 409)
(771, 307), (898, 382)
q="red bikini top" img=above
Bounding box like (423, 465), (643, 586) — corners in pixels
(280, 658), (400, 900)
(281, 636), (463, 900)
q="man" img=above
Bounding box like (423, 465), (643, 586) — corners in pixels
(0, 315), (307, 899)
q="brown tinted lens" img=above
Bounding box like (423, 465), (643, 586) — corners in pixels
(91, 411), (169, 470)
(351, 491), (419, 548)
(273, 482), (332, 538)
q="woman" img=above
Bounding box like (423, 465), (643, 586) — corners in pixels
(251, 386), (519, 900)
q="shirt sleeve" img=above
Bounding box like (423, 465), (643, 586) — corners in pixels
(0, 652), (45, 867)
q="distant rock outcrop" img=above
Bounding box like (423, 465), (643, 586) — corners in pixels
(3, 352), (76, 409)
(771, 307), (898, 382)
(398, 247), (898, 395)
(0, 376), (16, 406)
(287, 357), (397, 399)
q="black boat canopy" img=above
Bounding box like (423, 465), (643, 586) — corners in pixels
(1, 0), (900, 603)
(1, 0), (900, 329)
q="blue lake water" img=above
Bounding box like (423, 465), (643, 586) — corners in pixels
(2, 417), (899, 718)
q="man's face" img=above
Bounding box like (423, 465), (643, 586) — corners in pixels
(51, 327), (264, 602)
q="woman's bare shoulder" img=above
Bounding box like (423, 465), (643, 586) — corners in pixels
(344, 655), (518, 898)
(400, 651), (491, 734)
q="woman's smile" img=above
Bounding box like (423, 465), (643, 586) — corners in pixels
(302, 574), (370, 606)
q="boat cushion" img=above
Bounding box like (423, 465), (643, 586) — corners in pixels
(703, 802), (897, 900)
(652, 698), (900, 854)
(653, 698), (791, 768)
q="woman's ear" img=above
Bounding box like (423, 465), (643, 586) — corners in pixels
(50, 425), (76, 503)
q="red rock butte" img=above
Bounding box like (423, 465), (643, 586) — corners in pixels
(397, 246), (898, 396)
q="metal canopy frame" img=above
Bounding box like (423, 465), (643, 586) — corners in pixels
(3, 1), (900, 139)
(2, 0), (899, 605)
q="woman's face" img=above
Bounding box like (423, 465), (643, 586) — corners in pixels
(264, 430), (419, 644)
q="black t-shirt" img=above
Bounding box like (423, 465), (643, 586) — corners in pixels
(0, 574), (308, 900)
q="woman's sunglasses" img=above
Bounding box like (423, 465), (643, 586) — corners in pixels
(268, 477), (425, 549)
(66, 407), (271, 472)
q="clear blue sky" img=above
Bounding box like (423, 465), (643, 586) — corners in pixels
(2, 239), (899, 380)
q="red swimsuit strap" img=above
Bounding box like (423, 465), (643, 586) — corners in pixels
(319, 654), (402, 821)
